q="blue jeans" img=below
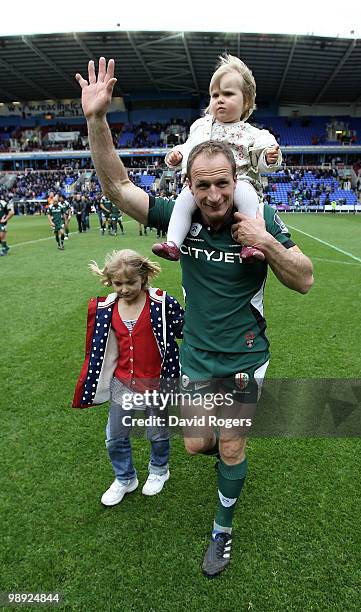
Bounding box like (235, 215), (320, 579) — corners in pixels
(105, 381), (170, 483)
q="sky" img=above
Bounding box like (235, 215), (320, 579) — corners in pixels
(0, 0), (359, 38)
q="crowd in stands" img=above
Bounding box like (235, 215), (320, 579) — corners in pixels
(1, 116), (360, 153)
(264, 167), (359, 208)
(1, 162), (359, 216)
(0, 119), (191, 153)
(251, 116), (361, 147)
(0, 165), (167, 215)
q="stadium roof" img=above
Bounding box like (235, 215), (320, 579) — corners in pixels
(0, 30), (360, 107)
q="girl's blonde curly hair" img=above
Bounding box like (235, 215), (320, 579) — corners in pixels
(205, 53), (256, 121)
(89, 249), (161, 289)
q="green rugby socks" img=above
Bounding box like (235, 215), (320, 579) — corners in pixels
(213, 457), (248, 536)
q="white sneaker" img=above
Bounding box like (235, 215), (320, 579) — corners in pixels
(142, 471), (170, 496)
(101, 478), (138, 506)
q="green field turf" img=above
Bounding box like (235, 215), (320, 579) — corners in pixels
(1, 213), (361, 611)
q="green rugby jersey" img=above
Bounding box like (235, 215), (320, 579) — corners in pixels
(62, 199), (71, 214)
(48, 203), (65, 228)
(148, 197), (294, 357)
(110, 203), (121, 219)
(100, 197), (112, 216)
(0, 200), (10, 220)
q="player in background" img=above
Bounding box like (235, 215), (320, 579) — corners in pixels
(48, 194), (66, 250)
(110, 203), (125, 236)
(100, 195), (113, 235)
(0, 197), (15, 256)
(60, 194), (72, 240)
(95, 197), (106, 234)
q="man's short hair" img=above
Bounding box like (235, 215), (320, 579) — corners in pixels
(186, 141), (237, 181)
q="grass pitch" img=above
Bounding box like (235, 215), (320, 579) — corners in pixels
(1, 212), (361, 611)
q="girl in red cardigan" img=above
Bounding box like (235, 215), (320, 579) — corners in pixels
(87, 249), (184, 506)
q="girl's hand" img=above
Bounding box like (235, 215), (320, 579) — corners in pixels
(265, 145), (280, 165)
(167, 150), (183, 166)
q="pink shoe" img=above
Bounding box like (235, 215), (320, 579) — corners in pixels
(240, 246), (265, 262)
(152, 241), (180, 261)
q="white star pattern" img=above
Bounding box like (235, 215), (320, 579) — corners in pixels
(80, 293), (182, 405)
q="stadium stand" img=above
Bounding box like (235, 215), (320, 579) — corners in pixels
(2, 117), (361, 151)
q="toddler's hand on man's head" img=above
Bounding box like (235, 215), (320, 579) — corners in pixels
(168, 150), (183, 166)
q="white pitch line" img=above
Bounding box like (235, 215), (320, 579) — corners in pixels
(10, 220), (134, 249)
(10, 232), (78, 248)
(286, 224), (361, 264)
(312, 256), (361, 267)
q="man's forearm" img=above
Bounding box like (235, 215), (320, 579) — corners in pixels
(88, 116), (127, 189)
(260, 236), (314, 294)
(87, 116), (149, 223)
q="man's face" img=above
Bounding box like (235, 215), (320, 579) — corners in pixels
(188, 153), (236, 228)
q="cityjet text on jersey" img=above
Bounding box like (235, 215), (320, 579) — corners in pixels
(180, 245), (243, 263)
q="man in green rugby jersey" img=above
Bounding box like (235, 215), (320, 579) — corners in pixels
(0, 197), (14, 256)
(48, 194), (66, 250)
(110, 202), (125, 236)
(99, 195), (112, 235)
(76, 57), (314, 578)
(59, 194), (72, 239)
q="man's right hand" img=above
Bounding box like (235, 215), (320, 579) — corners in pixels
(75, 57), (117, 120)
(167, 149), (183, 166)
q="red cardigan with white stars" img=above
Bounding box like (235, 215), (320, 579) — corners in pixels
(72, 288), (184, 408)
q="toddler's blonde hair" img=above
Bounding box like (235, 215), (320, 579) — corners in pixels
(89, 249), (161, 289)
(206, 54), (256, 121)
